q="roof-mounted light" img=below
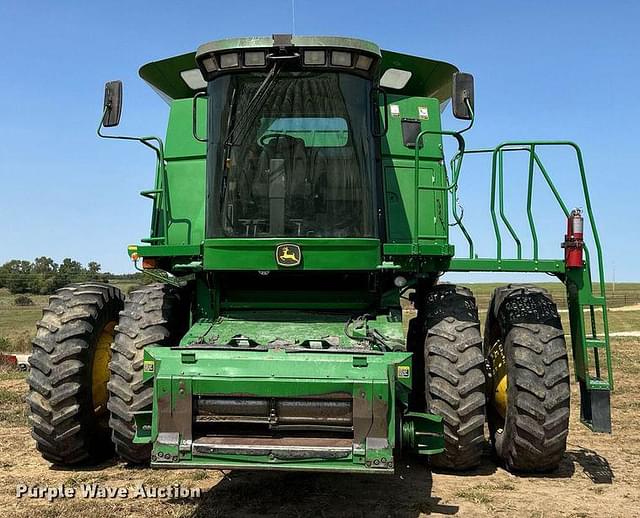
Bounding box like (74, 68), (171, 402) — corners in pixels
(331, 51), (352, 67)
(244, 51), (266, 67)
(355, 54), (373, 71)
(219, 52), (240, 69)
(303, 50), (326, 66)
(201, 56), (218, 73)
(180, 69), (207, 90)
(380, 68), (412, 89)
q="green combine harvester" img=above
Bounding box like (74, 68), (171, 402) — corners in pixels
(27, 35), (612, 474)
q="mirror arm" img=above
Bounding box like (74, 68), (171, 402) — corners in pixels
(457, 98), (475, 135)
(97, 107), (164, 162)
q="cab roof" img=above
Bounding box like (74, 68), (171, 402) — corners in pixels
(138, 35), (458, 103)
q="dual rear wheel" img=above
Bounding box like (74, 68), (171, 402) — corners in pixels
(413, 283), (570, 472)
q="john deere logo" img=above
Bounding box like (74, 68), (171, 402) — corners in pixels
(276, 244), (301, 267)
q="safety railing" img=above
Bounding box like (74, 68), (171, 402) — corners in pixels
(447, 141), (606, 299)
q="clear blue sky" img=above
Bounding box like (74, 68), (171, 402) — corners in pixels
(0, 1), (638, 280)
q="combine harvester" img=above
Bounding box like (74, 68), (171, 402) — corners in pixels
(27, 35), (612, 473)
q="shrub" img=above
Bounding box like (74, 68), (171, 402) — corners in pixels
(0, 337), (10, 352)
(14, 295), (34, 306)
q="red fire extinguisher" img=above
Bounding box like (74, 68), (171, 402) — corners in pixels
(562, 208), (584, 268)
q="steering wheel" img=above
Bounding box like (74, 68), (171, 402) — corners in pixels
(259, 133), (300, 147)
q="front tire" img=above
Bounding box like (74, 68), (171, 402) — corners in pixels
(27, 283), (124, 465)
(418, 284), (486, 470)
(107, 283), (187, 464)
(484, 284), (570, 472)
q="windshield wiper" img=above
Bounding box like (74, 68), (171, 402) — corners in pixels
(224, 61), (282, 147)
(220, 60), (282, 212)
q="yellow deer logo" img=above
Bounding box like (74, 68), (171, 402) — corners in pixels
(276, 244), (301, 267)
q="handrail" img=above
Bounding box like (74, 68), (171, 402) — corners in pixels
(412, 129), (466, 244)
(448, 141), (605, 299)
(139, 138), (192, 245)
(98, 113), (192, 246)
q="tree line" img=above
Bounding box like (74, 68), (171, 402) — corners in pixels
(0, 257), (139, 294)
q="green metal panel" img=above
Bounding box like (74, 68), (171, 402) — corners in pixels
(180, 313), (404, 347)
(203, 238), (381, 270)
(140, 345), (430, 473)
(163, 99), (206, 246)
(381, 96), (448, 252)
(163, 160), (205, 245)
(165, 98), (206, 158)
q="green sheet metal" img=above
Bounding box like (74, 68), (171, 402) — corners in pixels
(139, 345), (430, 473)
(180, 312), (404, 348)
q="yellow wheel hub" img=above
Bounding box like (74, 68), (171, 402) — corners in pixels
(92, 321), (116, 415)
(488, 340), (508, 418)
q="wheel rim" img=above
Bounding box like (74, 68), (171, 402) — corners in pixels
(92, 320), (116, 415)
(488, 339), (508, 419)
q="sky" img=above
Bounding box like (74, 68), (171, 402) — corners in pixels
(0, 0), (638, 280)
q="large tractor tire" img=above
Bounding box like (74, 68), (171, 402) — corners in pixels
(107, 283), (187, 464)
(27, 283), (124, 465)
(484, 284), (570, 472)
(417, 284), (486, 470)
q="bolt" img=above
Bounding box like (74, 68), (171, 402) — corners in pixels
(374, 459), (380, 465)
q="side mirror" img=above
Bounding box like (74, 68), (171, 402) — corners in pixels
(452, 72), (474, 120)
(102, 80), (123, 127)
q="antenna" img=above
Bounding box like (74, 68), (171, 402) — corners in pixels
(291, 0), (296, 34)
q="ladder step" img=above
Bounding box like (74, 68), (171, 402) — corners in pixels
(585, 338), (608, 348)
(588, 378), (611, 390)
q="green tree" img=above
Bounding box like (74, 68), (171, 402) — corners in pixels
(58, 258), (85, 285)
(32, 256), (58, 274)
(0, 260), (33, 293)
(30, 256), (59, 293)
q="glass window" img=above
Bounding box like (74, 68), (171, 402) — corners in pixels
(258, 117), (348, 148)
(206, 71), (377, 239)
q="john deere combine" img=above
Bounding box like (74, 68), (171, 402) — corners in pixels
(27, 35), (612, 474)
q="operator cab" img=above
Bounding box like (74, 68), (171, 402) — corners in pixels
(196, 36), (380, 239)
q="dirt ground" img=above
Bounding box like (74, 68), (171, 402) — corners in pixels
(1, 338), (638, 518)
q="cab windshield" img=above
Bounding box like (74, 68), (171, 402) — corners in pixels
(206, 71), (377, 238)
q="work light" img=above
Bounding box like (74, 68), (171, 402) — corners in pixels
(244, 51), (266, 67)
(201, 56), (218, 73)
(355, 54), (373, 71)
(219, 52), (240, 69)
(331, 51), (352, 67)
(303, 50), (326, 65)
